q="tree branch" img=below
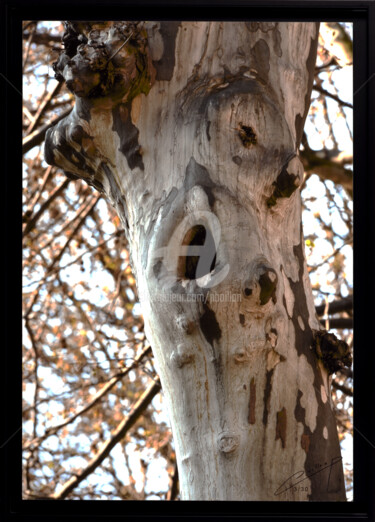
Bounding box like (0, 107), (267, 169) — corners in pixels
(315, 296), (353, 316)
(51, 377), (161, 499)
(23, 177), (70, 237)
(319, 318), (353, 329)
(300, 147), (353, 197)
(313, 84), (353, 109)
(24, 346), (153, 451)
(332, 380), (353, 396)
(336, 367), (353, 379)
(167, 461), (179, 501)
(22, 108), (72, 155)
(308, 240), (352, 273)
(23, 195), (100, 320)
(26, 81), (64, 135)
(23, 31), (63, 45)
(46, 195), (100, 273)
(24, 165), (54, 211)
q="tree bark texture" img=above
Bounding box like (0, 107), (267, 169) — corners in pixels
(45, 21), (348, 501)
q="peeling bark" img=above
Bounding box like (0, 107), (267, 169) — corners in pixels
(44, 21), (347, 501)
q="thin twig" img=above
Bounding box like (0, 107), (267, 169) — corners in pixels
(26, 81), (63, 135)
(313, 84), (353, 109)
(319, 317), (353, 329)
(308, 239), (352, 273)
(25, 166), (54, 211)
(315, 296), (353, 316)
(24, 346), (152, 450)
(22, 107), (72, 155)
(47, 195), (100, 273)
(52, 377), (161, 499)
(23, 195), (99, 319)
(332, 380), (353, 396)
(23, 178), (70, 237)
(167, 461), (179, 501)
(107, 31), (133, 63)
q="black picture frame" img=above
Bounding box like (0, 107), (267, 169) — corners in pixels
(2, 1), (374, 520)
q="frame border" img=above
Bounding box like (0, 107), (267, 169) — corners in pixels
(2, 1), (374, 520)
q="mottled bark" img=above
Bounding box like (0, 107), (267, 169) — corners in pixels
(45, 21), (350, 500)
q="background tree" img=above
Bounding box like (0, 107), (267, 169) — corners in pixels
(22, 21), (353, 500)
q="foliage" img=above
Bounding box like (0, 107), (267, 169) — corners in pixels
(22, 21), (353, 500)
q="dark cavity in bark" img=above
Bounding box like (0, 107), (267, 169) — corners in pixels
(206, 120), (211, 141)
(200, 304), (222, 346)
(178, 225), (217, 280)
(263, 368), (274, 426)
(153, 260), (163, 278)
(266, 158), (299, 207)
(258, 267), (278, 305)
(238, 123), (257, 147)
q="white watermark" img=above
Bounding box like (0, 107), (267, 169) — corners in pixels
(139, 290), (242, 304)
(152, 209), (230, 290)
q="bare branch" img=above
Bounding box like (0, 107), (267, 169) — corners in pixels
(315, 296), (353, 316)
(52, 377), (161, 499)
(319, 318), (353, 329)
(313, 84), (353, 109)
(23, 177), (70, 237)
(167, 461), (179, 501)
(332, 380), (353, 396)
(26, 81), (64, 135)
(24, 165), (54, 211)
(46, 195), (100, 272)
(300, 146), (353, 199)
(22, 108), (72, 155)
(24, 346), (152, 450)
(23, 31), (63, 45)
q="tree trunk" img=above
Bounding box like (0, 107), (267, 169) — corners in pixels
(44, 21), (347, 501)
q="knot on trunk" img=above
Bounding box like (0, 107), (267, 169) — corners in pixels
(238, 122), (257, 147)
(176, 314), (195, 335)
(53, 21), (154, 102)
(266, 155), (303, 208)
(170, 344), (195, 368)
(243, 258), (278, 307)
(217, 432), (240, 454)
(312, 329), (352, 374)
